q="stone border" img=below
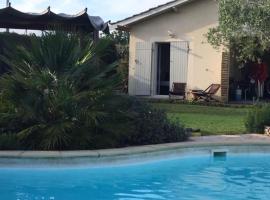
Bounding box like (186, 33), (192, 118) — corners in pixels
(0, 134), (270, 159)
(0, 134), (270, 168)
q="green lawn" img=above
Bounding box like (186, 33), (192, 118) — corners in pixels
(152, 103), (250, 135)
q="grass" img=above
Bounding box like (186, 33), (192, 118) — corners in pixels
(152, 103), (250, 135)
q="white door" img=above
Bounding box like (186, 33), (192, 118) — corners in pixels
(170, 41), (189, 90)
(134, 42), (152, 95)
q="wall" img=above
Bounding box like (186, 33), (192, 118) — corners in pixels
(128, 0), (223, 97)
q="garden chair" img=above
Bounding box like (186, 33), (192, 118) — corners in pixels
(169, 82), (186, 99)
(191, 84), (221, 102)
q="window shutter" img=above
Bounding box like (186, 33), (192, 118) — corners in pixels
(133, 42), (152, 95)
(170, 41), (189, 90)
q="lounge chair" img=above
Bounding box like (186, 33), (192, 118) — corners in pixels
(169, 82), (186, 99)
(191, 84), (221, 102)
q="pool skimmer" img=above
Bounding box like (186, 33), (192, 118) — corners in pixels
(211, 149), (228, 158)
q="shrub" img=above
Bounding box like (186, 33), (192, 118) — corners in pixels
(245, 104), (270, 133)
(0, 134), (21, 150)
(0, 32), (120, 150)
(83, 97), (189, 149)
(125, 99), (188, 145)
(0, 32), (188, 150)
(0, 32), (31, 75)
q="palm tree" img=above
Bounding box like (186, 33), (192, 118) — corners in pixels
(0, 32), (120, 150)
(0, 32), (188, 150)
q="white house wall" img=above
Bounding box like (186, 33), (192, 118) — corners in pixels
(128, 0), (223, 97)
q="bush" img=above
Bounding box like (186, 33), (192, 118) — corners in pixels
(0, 32), (31, 75)
(125, 99), (188, 145)
(245, 104), (270, 133)
(0, 134), (21, 150)
(82, 97), (188, 149)
(0, 32), (120, 150)
(0, 95), (188, 150)
(0, 32), (188, 150)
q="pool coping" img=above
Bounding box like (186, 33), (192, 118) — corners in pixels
(1, 134), (270, 159)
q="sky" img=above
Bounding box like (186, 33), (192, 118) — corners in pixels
(2, 0), (170, 22)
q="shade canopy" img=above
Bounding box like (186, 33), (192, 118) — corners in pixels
(0, 4), (109, 33)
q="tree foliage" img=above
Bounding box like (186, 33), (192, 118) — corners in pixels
(0, 32), (31, 75)
(0, 32), (188, 150)
(102, 30), (129, 93)
(206, 0), (270, 61)
(0, 32), (120, 150)
(107, 30), (129, 45)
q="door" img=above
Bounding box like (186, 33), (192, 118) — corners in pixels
(134, 42), (152, 95)
(156, 43), (171, 95)
(170, 41), (189, 90)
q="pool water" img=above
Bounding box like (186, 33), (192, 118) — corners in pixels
(1, 154), (270, 200)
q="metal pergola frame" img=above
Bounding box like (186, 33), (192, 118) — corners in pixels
(0, 3), (109, 38)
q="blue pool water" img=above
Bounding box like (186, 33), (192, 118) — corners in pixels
(1, 154), (270, 200)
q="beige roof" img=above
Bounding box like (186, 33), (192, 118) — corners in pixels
(111, 0), (195, 28)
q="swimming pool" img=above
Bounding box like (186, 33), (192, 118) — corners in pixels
(1, 153), (270, 200)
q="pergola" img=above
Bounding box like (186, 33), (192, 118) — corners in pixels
(0, 3), (109, 38)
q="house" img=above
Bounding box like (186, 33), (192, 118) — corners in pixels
(112, 0), (230, 102)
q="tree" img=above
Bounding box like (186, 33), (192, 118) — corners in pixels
(108, 30), (129, 46)
(0, 32), (188, 150)
(102, 30), (130, 93)
(0, 32), (120, 150)
(206, 0), (270, 61)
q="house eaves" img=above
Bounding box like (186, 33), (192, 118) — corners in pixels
(111, 0), (195, 30)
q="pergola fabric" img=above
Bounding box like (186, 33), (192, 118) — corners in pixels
(0, 5), (109, 33)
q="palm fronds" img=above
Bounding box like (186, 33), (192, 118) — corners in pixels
(0, 31), (120, 150)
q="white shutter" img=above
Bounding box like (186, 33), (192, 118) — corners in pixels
(170, 41), (189, 89)
(151, 43), (158, 96)
(134, 42), (152, 95)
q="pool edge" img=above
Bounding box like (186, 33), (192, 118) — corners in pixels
(0, 134), (270, 159)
